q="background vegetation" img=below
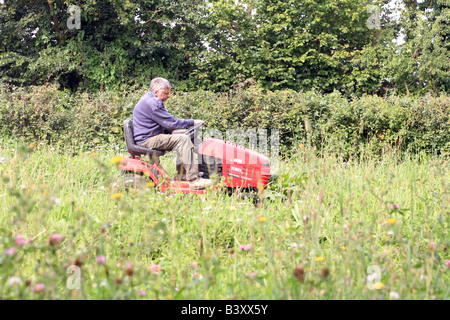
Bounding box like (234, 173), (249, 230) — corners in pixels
(0, 84), (448, 159)
(1, 0), (448, 95)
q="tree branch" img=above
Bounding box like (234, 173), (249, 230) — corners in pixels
(47, 0), (64, 45)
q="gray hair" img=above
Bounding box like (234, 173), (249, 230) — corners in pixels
(150, 77), (172, 93)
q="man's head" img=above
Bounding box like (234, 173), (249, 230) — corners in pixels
(150, 77), (172, 102)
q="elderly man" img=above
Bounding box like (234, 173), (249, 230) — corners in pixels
(132, 77), (212, 190)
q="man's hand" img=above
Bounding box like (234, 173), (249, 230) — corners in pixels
(193, 120), (205, 126)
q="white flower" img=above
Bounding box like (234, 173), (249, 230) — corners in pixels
(7, 277), (22, 286)
(290, 243), (298, 249)
(389, 291), (400, 300)
(236, 218), (243, 223)
(387, 231), (394, 237)
(50, 197), (60, 205)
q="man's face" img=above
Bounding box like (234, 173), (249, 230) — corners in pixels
(154, 88), (171, 102)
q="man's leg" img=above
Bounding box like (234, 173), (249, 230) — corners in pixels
(139, 134), (199, 181)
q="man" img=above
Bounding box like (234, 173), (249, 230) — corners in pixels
(132, 77), (212, 190)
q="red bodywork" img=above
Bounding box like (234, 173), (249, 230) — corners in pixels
(118, 157), (211, 194)
(118, 137), (271, 193)
(197, 138), (271, 189)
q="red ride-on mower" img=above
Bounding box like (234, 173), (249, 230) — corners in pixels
(118, 119), (274, 200)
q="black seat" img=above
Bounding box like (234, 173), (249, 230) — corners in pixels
(123, 119), (165, 159)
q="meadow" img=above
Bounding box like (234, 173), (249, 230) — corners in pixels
(0, 138), (448, 300)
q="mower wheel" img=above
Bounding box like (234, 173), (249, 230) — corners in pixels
(119, 173), (151, 192)
(239, 192), (261, 206)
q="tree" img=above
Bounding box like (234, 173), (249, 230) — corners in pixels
(193, 0), (377, 94)
(0, 0), (209, 91)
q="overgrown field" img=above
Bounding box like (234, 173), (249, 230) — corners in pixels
(0, 139), (448, 299)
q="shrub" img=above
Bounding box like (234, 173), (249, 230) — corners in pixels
(0, 84), (448, 159)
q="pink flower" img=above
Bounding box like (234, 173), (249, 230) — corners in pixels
(4, 247), (16, 256)
(125, 262), (134, 276)
(150, 264), (162, 275)
(190, 261), (198, 269)
(430, 241), (437, 251)
(191, 272), (202, 279)
(96, 256), (106, 265)
(248, 272), (257, 278)
(391, 203), (400, 210)
(33, 283), (45, 293)
(138, 290), (146, 297)
(443, 245), (447, 251)
(15, 235), (28, 247)
(49, 233), (64, 246)
(445, 260), (450, 268)
(240, 244), (252, 251)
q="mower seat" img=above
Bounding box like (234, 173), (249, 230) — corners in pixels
(123, 119), (165, 160)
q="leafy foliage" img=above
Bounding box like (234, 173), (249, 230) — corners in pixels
(1, 85), (448, 159)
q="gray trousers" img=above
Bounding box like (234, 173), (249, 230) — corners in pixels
(138, 134), (199, 181)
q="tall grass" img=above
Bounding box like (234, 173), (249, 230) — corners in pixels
(0, 138), (448, 299)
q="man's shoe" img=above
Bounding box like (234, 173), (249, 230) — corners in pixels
(189, 178), (213, 190)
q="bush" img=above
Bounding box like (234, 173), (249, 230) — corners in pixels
(0, 84), (448, 159)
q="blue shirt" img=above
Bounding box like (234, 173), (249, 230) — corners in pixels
(132, 92), (194, 145)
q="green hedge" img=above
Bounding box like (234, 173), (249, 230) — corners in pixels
(0, 84), (449, 159)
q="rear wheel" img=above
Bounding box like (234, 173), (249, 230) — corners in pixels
(119, 172), (153, 192)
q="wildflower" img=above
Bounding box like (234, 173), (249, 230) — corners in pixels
(191, 273), (203, 279)
(15, 235), (28, 247)
(147, 182), (155, 187)
(33, 283), (45, 293)
(373, 282), (384, 289)
(4, 247), (17, 256)
(257, 216), (267, 222)
(391, 204), (399, 210)
(293, 265), (304, 282)
(150, 264), (162, 275)
(290, 243), (298, 249)
(50, 197), (60, 205)
(314, 257), (325, 262)
(445, 260), (450, 268)
(429, 241), (437, 251)
(138, 290), (146, 297)
(96, 256), (107, 265)
(111, 156), (123, 164)
(239, 244), (252, 251)
(248, 272), (257, 278)
(49, 233), (64, 246)
(298, 144), (304, 149)
(387, 218), (395, 224)
(7, 277), (22, 286)
(389, 291), (400, 300)
(443, 245), (447, 251)
(190, 261), (198, 269)
(387, 231), (395, 237)
(125, 262), (134, 276)
(111, 192), (122, 199)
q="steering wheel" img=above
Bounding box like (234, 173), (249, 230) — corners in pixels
(184, 122), (204, 144)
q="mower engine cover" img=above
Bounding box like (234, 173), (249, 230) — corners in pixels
(195, 138), (271, 189)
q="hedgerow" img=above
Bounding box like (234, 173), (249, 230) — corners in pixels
(0, 84), (448, 159)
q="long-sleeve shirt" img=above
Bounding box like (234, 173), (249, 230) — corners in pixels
(132, 91), (194, 145)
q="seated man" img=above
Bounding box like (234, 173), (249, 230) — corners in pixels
(132, 77), (212, 190)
